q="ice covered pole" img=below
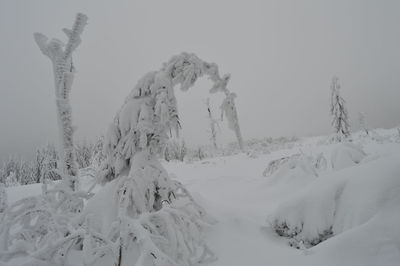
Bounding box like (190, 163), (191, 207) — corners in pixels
(34, 13), (88, 190)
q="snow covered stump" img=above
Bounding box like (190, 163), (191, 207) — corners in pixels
(85, 53), (240, 265)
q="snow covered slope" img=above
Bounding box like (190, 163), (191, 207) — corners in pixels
(163, 131), (400, 266)
(4, 129), (400, 265)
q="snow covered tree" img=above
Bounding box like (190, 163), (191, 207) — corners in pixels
(1, 157), (23, 186)
(19, 161), (35, 185)
(205, 98), (219, 149)
(358, 112), (369, 135)
(99, 52), (237, 183)
(75, 140), (95, 168)
(34, 13), (88, 191)
(90, 136), (106, 169)
(89, 52), (237, 265)
(41, 144), (60, 181)
(330, 76), (350, 141)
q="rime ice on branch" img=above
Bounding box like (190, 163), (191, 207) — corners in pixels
(34, 13), (88, 190)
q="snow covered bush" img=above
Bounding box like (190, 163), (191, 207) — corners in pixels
(164, 138), (186, 162)
(268, 153), (400, 250)
(262, 153), (318, 179)
(0, 178), (92, 265)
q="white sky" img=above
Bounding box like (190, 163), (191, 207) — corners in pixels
(1, 0), (400, 162)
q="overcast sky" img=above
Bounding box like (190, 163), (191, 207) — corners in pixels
(0, 0), (399, 162)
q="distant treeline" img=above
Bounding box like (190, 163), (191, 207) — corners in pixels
(1, 135), (298, 186)
(0, 139), (103, 187)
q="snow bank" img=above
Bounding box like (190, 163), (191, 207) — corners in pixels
(269, 153), (400, 249)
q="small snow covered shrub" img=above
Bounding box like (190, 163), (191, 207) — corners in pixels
(0, 180), (92, 265)
(262, 153), (318, 178)
(269, 177), (343, 248)
(262, 155), (298, 177)
(164, 139), (186, 162)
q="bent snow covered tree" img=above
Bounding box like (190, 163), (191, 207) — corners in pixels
(34, 13), (88, 191)
(87, 53), (240, 265)
(99, 53), (240, 183)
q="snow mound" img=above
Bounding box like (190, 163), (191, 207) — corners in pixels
(269, 153), (400, 249)
(330, 143), (366, 171)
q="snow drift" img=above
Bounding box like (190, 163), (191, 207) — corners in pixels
(269, 152), (400, 250)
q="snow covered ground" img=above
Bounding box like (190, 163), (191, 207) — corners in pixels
(4, 129), (400, 265)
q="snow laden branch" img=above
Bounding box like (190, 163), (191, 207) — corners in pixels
(34, 13), (88, 191)
(0, 180), (92, 266)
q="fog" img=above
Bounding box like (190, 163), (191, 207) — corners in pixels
(1, 0), (399, 162)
